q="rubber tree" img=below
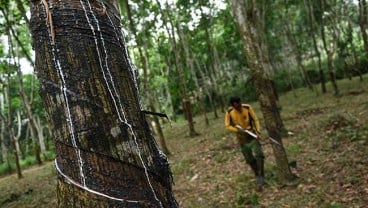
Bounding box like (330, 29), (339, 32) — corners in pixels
(230, 0), (295, 184)
(155, 0), (199, 137)
(30, 0), (177, 207)
(123, 0), (171, 155)
(359, 0), (368, 58)
(283, 0), (314, 91)
(304, 0), (327, 93)
(319, 0), (340, 96)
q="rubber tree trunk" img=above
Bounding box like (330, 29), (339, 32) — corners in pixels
(124, 0), (171, 156)
(30, 0), (177, 207)
(305, 0), (327, 93)
(3, 71), (22, 179)
(230, 0), (295, 184)
(177, 24), (209, 126)
(319, 0), (339, 96)
(2, 6), (43, 164)
(283, 2), (314, 91)
(359, 0), (368, 59)
(155, 0), (198, 136)
(0, 93), (8, 163)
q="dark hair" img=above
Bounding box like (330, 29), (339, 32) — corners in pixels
(229, 96), (241, 105)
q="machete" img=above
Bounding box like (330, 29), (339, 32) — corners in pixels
(235, 125), (282, 146)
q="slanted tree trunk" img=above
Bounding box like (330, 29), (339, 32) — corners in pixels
(305, 0), (327, 93)
(230, 0), (295, 184)
(30, 0), (177, 207)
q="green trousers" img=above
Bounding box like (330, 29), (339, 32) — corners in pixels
(239, 138), (264, 164)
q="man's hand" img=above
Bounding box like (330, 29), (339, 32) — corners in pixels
(236, 125), (259, 139)
(235, 125), (245, 132)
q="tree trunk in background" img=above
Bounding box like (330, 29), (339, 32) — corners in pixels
(283, 1), (314, 91)
(3, 70), (22, 179)
(305, 0), (327, 93)
(0, 94), (7, 163)
(178, 24), (209, 126)
(230, 0), (295, 184)
(156, 0), (198, 136)
(320, 0), (339, 96)
(0, 123), (6, 164)
(2, 6), (43, 164)
(359, 0), (368, 59)
(148, 99), (171, 155)
(1, 24), (23, 178)
(15, 52), (43, 164)
(213, 46), (226, 113)
(200, 6), (220, 119)
(195, 59), (217, 122)
(346, 16), (363, 81)
(35, 116), (46, 152)
(182, 100), (198, 137)
(14, 111), (23, 159)
(30, 0), (177, 207)
(124, 0), (171, 155)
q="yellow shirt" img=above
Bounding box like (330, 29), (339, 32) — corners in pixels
(225, 104), (261, 133)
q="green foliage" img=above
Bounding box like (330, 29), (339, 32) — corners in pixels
(234, 192), (259, 207)
(328, 202), (347, 208)
(0, 162), (14, 175)
(41, 151), (56, 161)
(286, 143), (301, 155)
(274, 67), (304, 93)
(20, 156), (36, 168)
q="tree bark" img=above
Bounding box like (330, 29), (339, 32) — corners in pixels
(30, 0), (177, 207)
(230, 0), (295, 184)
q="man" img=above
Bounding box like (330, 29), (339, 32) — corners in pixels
(224, 96), (265, 190)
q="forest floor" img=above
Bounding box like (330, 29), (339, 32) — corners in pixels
(0, 75), (367, 208)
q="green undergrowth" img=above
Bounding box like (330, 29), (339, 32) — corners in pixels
(0, 150), (55, 176)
